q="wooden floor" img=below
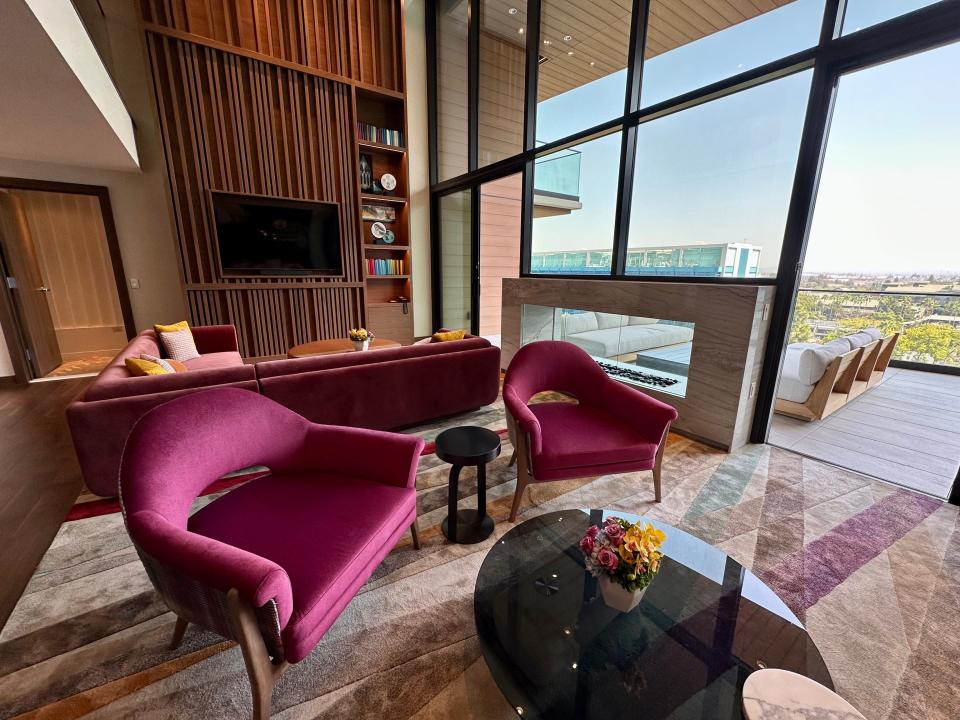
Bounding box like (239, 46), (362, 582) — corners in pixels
(0, 377), (88, 631)
(770, 368), (960, 498)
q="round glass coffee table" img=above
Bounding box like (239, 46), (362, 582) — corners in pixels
(474, 509), (832, 719)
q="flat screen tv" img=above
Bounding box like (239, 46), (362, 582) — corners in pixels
(212, 192), (343, 276)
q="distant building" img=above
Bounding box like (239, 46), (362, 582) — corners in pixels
(530, 242), (762, 278)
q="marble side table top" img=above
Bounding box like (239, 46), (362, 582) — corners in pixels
(743, 669), (867, 720)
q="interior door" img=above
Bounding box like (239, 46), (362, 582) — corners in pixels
(0, 192), (61, 376)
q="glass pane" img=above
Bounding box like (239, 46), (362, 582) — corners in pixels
(627, 71), (812, 279)
(479, 173), (522, 344)
(535, 0), (631, 144)
(799, 40), (960, 368)
(436, 1), (469, 181)
(531, 131), (621, 275)
(479, 1), (527, 167)
(642, 0), (825, 108)
(439, 191), (472, 330)
(842, 0), (943, 34)
(521, 305), (694, 397)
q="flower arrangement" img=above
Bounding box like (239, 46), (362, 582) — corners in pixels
(348, 328), (374, 342)
(580, 517), (666, 593)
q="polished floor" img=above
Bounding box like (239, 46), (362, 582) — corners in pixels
(769, 368), (960, 499)
(45, 353), (115, 378)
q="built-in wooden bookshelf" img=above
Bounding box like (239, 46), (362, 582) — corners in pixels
(354, 86), (414, 343)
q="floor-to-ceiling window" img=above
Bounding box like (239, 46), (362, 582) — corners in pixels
(428, 0), (960, 458)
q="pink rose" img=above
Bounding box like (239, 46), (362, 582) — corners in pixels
(604, 522), (625, 546)
(579, 535), (595, 555)
(604, 516), (621, 526)
(596, 547), (619, 571)
(585, 525), (600, 539)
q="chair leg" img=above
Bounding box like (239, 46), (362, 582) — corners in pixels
(510, 432), (533, 522)
(410, 520), (421, 550)
(652, 423), (671, 503)
(227, 589), (288, 720)
(508, 450), (517, 467)
(168, 616), (189, 650)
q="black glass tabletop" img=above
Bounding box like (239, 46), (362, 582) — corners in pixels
(474, 509), (832, 720)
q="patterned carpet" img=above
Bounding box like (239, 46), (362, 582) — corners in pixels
(1, 394), (958, 719)
(45, 354), (116, 378)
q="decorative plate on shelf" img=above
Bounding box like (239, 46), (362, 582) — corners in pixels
(380, 173), (397, 193)
(382, 229), (396, 244)
(371, 221), (387, 240)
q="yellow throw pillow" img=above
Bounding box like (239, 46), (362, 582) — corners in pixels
(431, 329), (466, 343)
(154, 320), (191, 335)
(125, 357), (170, 376)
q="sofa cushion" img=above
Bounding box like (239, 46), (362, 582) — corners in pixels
(431, 329), (466, 342)
(777, 375), (818, 404)
(188, 471), (416, 663)
(560, 312), (599, 335)
(846, 331), (877, 348)
(158, 327), (201, 361)
(628, 316), (659, 326)
(595, 312), (626, 330)
(125, 357), (169, 376)
(780, 338), (850, 387)
(861, 327), (883, 341)
(182, 351), (245, 371)
(529, 402), (658, 473)
(568, 323), (694, 357)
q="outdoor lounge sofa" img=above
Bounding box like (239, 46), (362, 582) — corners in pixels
(774, 329), (899, 422)
(532, 311), (694, 358)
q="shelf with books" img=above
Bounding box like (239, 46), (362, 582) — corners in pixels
(358, 140), (406, 154)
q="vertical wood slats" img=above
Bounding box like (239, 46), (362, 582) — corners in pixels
(141, 0), (403, 92)
(146, 30), (367, 358)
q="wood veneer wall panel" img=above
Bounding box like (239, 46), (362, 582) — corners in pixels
(146, 31), (367, 351)
(141, 0), (403, 92)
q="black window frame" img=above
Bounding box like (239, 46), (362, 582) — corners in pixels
(426, 0), (960, 443)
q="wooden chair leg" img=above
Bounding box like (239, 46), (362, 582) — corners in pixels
(508, 450), (517, 467)
(227, 589), (288, 720)
(652, 423), (671, 503)
(410, 520), (421, 550)
(168, 616), (189, 650)
(510, 431), (533, 522)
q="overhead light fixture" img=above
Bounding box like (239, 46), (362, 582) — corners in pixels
(543, 39), (551, 45)
(590, 61), (595, 66)
(508, 7), (518, 15)
(563, 35), (572, 42)
(518, 27), (525, 34)
(567, 50), (574, 56)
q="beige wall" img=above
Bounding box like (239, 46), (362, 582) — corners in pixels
(0, 324), (12, 377)
(479, 174), (522, 337)
(405, 0), (432, 337)
(0, 0), (185, 337)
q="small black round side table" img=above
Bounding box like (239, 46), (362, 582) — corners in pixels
(436, 426), (501, 544)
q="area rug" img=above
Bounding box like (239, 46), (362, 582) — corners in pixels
(1, 396), (958, 720)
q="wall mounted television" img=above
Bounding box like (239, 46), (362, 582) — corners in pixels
(212, 192), (343, 276)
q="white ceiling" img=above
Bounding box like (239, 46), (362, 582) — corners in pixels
(0, 0), (139, 171)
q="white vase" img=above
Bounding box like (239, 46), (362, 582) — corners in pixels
(599, 575), (648, 612)
(352, 339), (370, 351)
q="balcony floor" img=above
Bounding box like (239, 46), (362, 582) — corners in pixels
(769, 368), (960, 499)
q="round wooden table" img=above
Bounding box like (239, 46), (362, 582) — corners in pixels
(287, 337), (401, 358)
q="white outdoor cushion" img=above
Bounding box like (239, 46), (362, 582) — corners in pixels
(780, 338), (850, 387)
(595, 312), (626, 329)
(777, 375), (818, 403)
(861, 327), (883, 341)
(561, 312), (598, 335)
(845, 332), (874, 348)
(627, 316), (659, 325)
(568, 323), (694, 356)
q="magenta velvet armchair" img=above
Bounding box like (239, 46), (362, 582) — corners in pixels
(119, 388), (424, 719)
(503, 341), (678, 521)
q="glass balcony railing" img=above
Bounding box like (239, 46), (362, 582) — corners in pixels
(790, 289), (960, 368)
(534, 147), (582, 198)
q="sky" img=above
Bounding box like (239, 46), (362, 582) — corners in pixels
(530, 0), (958, 276)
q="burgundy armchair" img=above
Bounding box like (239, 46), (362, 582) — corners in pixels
(119, 388), (424, 719)
(503, 341), (678, 521)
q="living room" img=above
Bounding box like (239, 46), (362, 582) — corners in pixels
(1, 1), (959, 719)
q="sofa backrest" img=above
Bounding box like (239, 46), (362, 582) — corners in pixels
(560, 312), (599, 335)
(255, 336), (493, 379)
(782, 338), (853, 386)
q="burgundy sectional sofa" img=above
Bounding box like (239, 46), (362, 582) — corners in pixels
(67, 326), (501, 496)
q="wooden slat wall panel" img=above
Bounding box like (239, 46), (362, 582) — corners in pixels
(140, 0), (403, 92)
(146, 32), (366, 352)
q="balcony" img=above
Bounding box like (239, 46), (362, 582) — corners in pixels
(770, 289), (960, 499)
(533, 147), (582, 218)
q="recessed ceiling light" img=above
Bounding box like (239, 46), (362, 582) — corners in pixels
(590, 61), (595, 66)
(543, 39), (551, 45)
(567, 50), (574, 56)
(563, 35), (572, 42)
(508, 7), (518, 15)
(518, 27), (525, 34)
